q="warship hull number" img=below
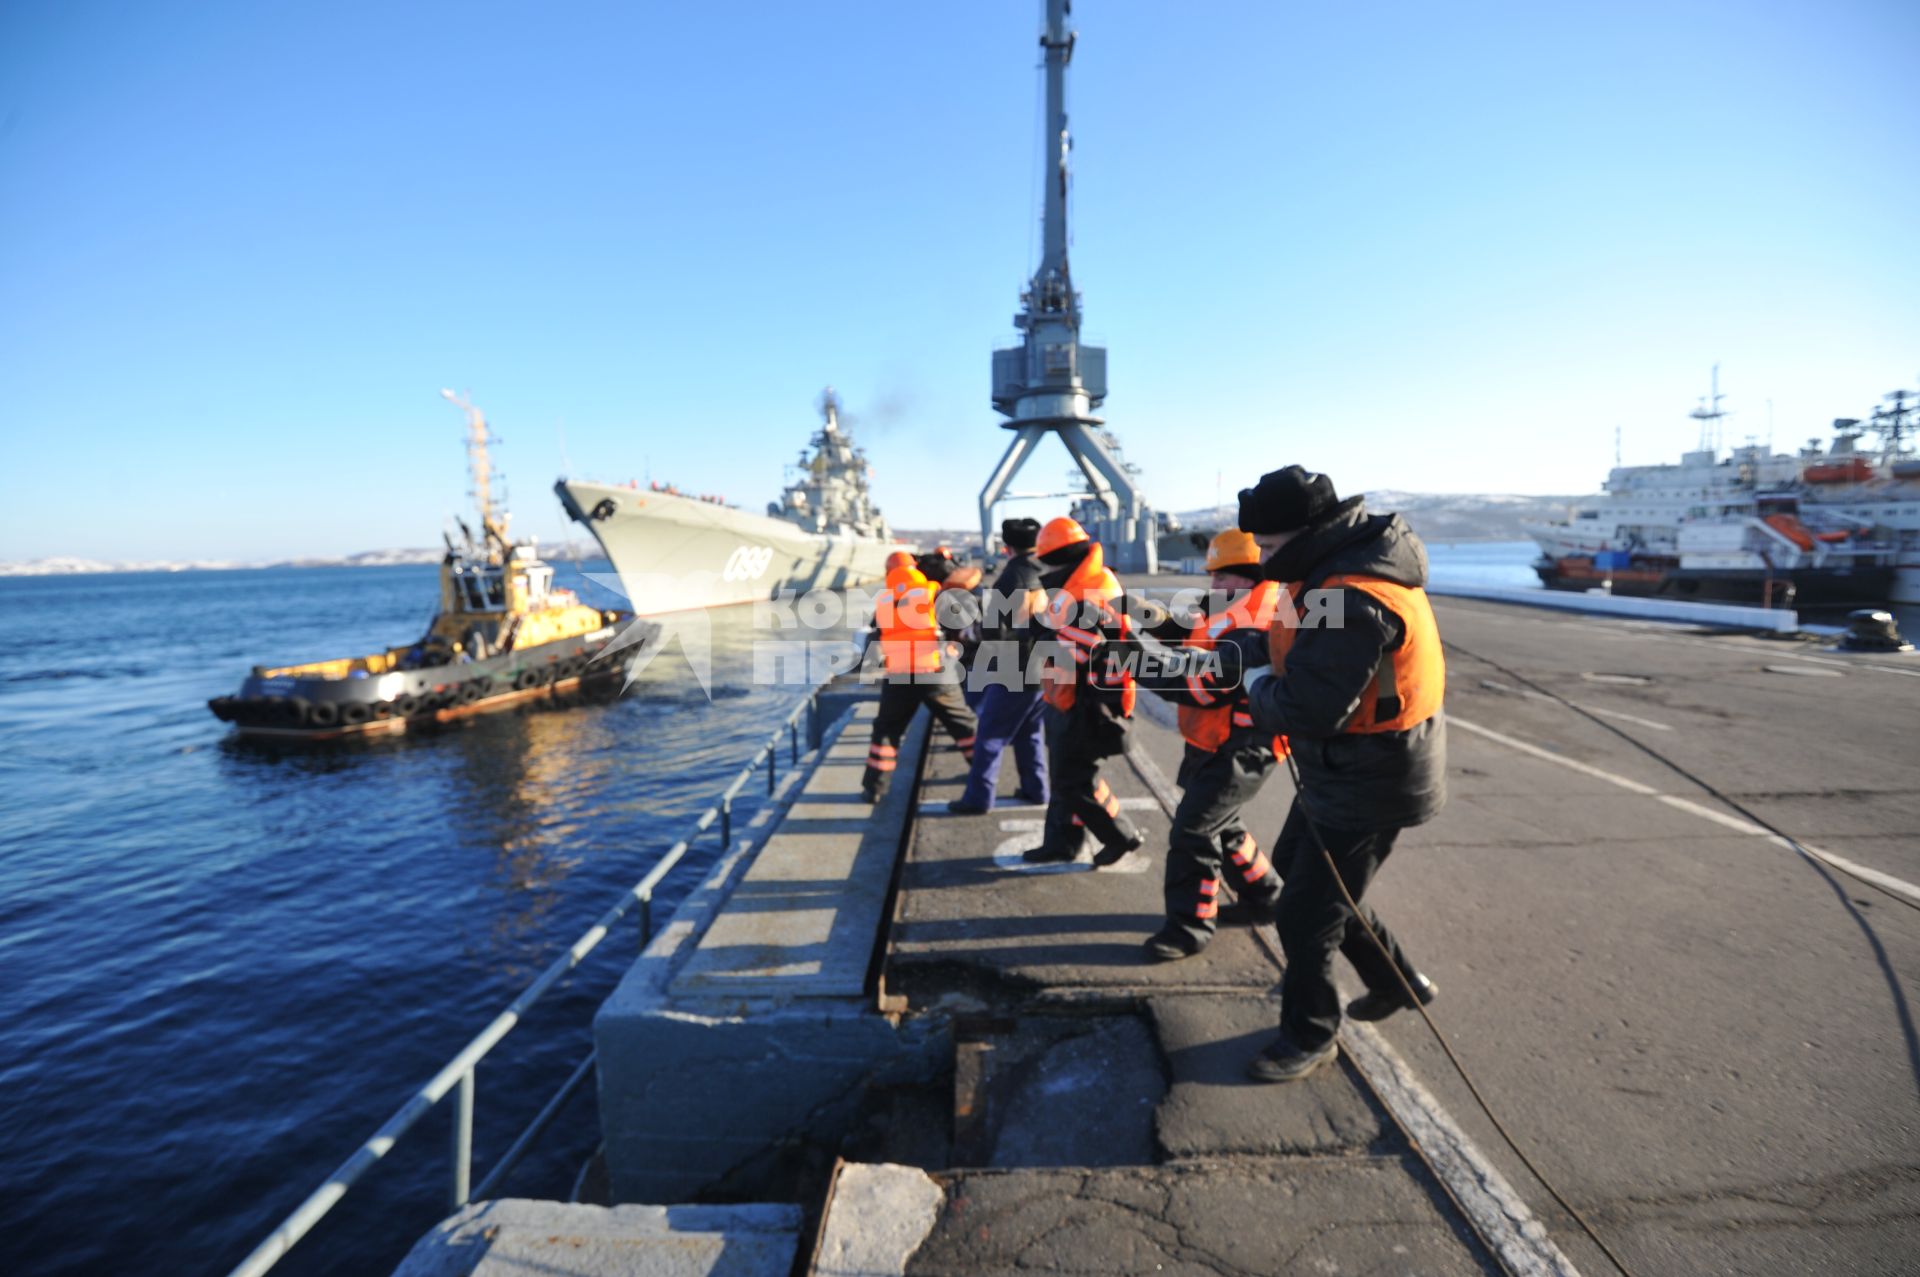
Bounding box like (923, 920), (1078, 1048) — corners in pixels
(723, 545), (775, 581)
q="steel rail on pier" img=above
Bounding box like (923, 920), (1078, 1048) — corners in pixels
(225, 667), (848, 1277)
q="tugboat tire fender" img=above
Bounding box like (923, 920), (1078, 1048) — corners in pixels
(340, 703), (372, 727)
(513, 668), (541, 691)
(307, 702), (341, 727)
(391, 693), (420, 716)
(285, 697), (312, 727)
(369, 700), (395, 721)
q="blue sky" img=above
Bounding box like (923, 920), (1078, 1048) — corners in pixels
(3, 0), (1916, 560)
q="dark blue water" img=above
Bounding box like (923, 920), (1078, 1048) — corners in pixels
(0, 565), (842, 1277)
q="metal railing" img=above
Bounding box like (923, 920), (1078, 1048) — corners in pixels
(227, 680), (840, 1277)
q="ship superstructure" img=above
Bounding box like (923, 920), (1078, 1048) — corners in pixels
(557, 390), (901, 615)
(1526, 375), (1912, 606)
(768, 390), (890, 539)
(977, 0), (1160, 571)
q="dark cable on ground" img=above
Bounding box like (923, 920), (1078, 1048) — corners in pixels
(1444, 638), (1920, 916)
(1279, 750), (1642, 1277)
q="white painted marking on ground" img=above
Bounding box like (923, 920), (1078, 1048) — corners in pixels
(1764, 664), (1845, 677)
(989, 833), (1087, 873)
(1449, 718), (1660, 794)
(1582, 705), (1673, 732)
(1122, 740), (1583, 1277)
(1478, 679), (1672, 732)
(1863, 663), (1920, 679)
(919, 800), (1044, 816)
(1767, 841), (1920, 906)
(1455, 716), (1920, 907)
(1655, 794), (1768, 836)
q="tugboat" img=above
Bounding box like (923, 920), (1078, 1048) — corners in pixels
(209, 392), (648, 740)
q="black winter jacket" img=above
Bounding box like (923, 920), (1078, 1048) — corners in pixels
(1245, 498), (1447, 832)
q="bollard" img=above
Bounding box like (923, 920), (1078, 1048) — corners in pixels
(721, 795), (732, 850)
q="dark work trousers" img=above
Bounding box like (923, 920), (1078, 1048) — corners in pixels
(958, 683), (1048, 809)
(1037, 704), (1138, 856)
(1272, 800), (1419, 1052)
(863, 677), (977, 797)
(1164, 739), (1283, 943)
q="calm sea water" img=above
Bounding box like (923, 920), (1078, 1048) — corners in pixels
(0, 563), (852, 1277)
(1421, 538), (1542, 590)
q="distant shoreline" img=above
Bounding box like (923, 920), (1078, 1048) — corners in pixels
(0, 543), (610, 578)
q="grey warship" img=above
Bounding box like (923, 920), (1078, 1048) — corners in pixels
(555, 390), (900, 615)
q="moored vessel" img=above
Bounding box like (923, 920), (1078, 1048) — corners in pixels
(1526, 374), (1909, 608)
(555, 389), (903, 615)
(208, 393), (646, 739)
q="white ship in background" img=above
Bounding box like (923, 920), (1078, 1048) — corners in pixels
(556, 390), (902, 615)
(1526, 379), (1918, 607)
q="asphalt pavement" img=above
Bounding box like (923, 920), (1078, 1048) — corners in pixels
(1292, 598), (1920, 1275)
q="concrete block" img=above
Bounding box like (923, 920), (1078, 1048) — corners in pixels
(391, 1199), (800, 1277)
(812, 1164), (944, 1277)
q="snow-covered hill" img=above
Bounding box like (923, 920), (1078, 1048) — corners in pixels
(1172, 490), (1591, 544)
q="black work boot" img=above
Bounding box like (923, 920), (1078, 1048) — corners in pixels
(1020, 842), (1078, 864)
(1346, 974), (1438, 1022)
(1246, 1035), (1339, 1084)
(1214, 894), (1279, 927)
(1144, 924), (1208, 962)
(1090, 832), (1144, 869)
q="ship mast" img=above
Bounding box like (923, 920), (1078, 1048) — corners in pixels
(1868, 388), (1917, 464)
(1688, 364), (1729, 455)
(977, 0), (1158, 571)
(441, 389), (510, 559)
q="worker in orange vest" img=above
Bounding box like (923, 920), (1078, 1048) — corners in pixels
(1134, 529), (1288, 960)
(1236, 467), (1448, 1083)
(1019, 516), (1143, 866)
(862, 550), (978, 804)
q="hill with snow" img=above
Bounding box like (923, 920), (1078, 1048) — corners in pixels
(1172, 489), (1591, 544)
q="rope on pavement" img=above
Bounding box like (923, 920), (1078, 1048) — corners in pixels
(1444, 639), (1920, 915)
(1283, 750), (1642, 1277)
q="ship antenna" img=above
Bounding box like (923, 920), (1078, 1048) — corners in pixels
(441, 388), (510, 557)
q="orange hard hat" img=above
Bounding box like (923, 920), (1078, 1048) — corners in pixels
(1205, 529), (1262, 575)
(1035, 516), (1089, 557)
(885, 549), (914, 571)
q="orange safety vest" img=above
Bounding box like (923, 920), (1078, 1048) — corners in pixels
(877, 566), (943, 676)
(1178, 579), (1288, 755)
(1267, 575), (1444, 732)
(1041, 543), (1136, 716)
